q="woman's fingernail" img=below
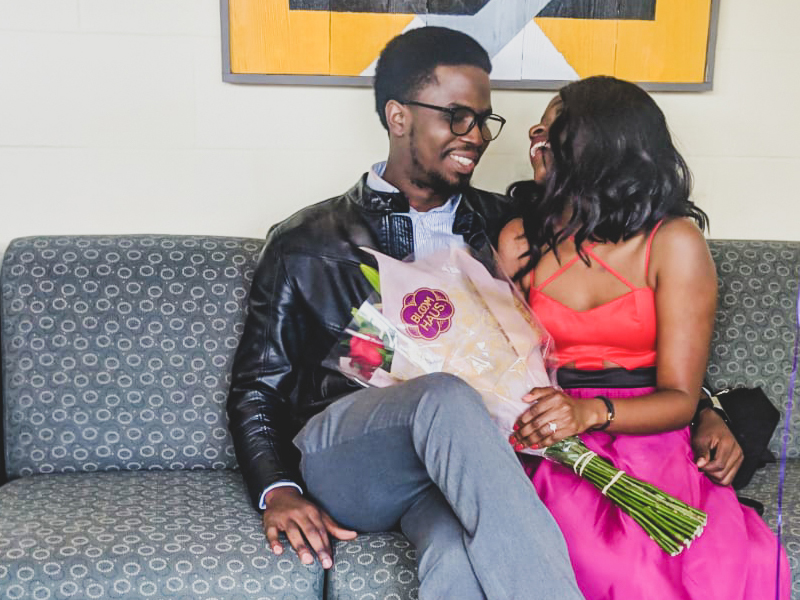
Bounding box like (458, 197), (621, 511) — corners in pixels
(513, 423), (520, 431)
(532, 443), (540, 450)
(515, 443), (524, 451)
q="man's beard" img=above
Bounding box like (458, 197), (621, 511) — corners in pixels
(409, 128), (473, 197)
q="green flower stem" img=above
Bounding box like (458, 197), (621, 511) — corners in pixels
(542, 436), (707, 555)
(603, 478), (701, 538)
(623, 504), (683, 555)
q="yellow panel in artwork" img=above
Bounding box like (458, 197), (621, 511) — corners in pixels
(330, 13), (416, 76)
(535, 0), (712, 83)
(229, 0), (330, 75)
(616, 0), (712, 82)
(533, 17), (619, 79)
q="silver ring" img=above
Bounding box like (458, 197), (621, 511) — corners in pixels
(548, 422), (557, 434)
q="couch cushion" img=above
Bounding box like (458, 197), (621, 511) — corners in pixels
(0, 470), (323, 599)
(1, 236), (263, 477)
(321, 466), (799, 600)
(328, 533), (419, 600)
(742, 461), (800, 597)
(707, 240), (800, 457)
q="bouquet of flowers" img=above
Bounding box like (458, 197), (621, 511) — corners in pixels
(326, 244), (707, 556)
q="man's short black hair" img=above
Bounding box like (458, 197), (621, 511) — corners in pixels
(374, 27), (491, 131)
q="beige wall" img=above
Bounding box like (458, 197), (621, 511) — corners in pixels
(1, 0), (798, 253)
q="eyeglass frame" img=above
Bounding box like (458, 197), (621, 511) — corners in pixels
(399, 100), (506, 142)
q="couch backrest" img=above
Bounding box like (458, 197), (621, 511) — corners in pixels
(1, 236), (264, 479)
(2, 236), (798, 476)
(707, 240), (800, 457)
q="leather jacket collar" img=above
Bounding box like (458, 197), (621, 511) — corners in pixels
(345, 174), (492, 258)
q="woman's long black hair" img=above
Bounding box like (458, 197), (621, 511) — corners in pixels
(512, 76), (708, 279)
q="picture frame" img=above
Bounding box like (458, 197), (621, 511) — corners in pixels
(221, 0), (721, 91)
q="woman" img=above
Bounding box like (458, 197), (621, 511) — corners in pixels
(498, 76), (789, 600)
(515, 91), (745, 489)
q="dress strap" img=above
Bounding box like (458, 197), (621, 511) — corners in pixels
(535, 241), (600, 290)
(535, 254), (583, 290)
(582, 247), (637, 290)
(644, 220), (666, 280)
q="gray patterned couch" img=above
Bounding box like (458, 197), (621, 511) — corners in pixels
(0, 235), (798, 600)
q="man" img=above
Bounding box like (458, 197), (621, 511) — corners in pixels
(227, 26), (585, 599)
(227, 26), (742, 599)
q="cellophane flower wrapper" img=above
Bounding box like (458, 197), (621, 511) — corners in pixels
(325, 243), (707, 556)
(325, 243), (558, 446)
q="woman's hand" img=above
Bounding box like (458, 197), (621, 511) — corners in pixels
(510, 387), (605, 450)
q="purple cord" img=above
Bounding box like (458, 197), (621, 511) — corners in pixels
(775, 277), (800, 599)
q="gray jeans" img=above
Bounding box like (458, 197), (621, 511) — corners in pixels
(293, 373), (584, 600)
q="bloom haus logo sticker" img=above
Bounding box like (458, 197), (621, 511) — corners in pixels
(401, 288), (455, 340)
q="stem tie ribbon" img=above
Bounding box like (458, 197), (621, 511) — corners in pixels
(602, 470), (626, 496)
(572, 450), (596, 476)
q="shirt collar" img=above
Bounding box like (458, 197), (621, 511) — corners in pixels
(367, 162), (461, 215)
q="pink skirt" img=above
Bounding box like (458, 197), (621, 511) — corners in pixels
(520, 386), (790, 600)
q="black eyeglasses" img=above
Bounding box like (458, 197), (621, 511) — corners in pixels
(401, 101), (506, 142)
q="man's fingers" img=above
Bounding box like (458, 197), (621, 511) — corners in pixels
(696, 436), (745, 486)
(285, 526), (314, 565)
(716, 447), (745, 486)
(259, 493), (350, 569)
(717, 468), (735, 487)
(265, 525), (284, 555)
(693, 435), (716, 468)
(322, 513), (358, 540)
(708, 459), (735, 485)
(700, 452), (727, 474)
(299, 516), (333, 569)
(703, 437), (736, 473)
(727, 452), (745, 485)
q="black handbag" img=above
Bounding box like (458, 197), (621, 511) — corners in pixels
(710, 386), (780, 490)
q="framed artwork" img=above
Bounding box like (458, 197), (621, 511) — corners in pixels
(221, 0), (720, 90)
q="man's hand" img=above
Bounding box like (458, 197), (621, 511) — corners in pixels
(262, 487), (357, 569)
(691, 408), (743, 486)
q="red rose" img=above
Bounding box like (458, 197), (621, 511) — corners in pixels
(349, 335), (385, 378)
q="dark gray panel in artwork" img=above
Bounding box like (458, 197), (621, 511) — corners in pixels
(323, 0), (426, 12)
(292, 0), (492, 14)
(537, 0), (656, 20)
(428, 0), (491, 13)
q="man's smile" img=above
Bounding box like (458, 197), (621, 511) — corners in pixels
(446, 149), (481, 174)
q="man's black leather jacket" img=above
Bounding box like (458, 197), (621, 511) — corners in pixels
(227, 174), (516, 509)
